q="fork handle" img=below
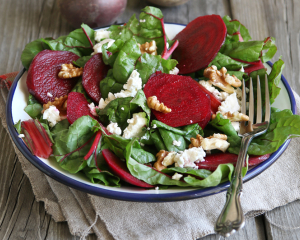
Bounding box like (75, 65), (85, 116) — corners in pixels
(215, 135), (253, 237)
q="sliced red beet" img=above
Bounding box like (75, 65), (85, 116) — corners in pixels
(172, 15), (226, 74)
(67, 92), (98, 124)
(198, 84), (221, 114)
(102, 149), (154, 188)
(82, 53), (110, 103)
(195, 153), (271, 171)
(143, 72), (211, 129)
(27, 50), (80, 104)
(21, 119), (53, 159)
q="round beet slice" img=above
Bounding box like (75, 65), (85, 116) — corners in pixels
(26, 50), (80, 104)
(172, 15), (226, 74)
(144, 73), (211, 129)
(82, 53), (110, 103)
(67, 92), (98, 124)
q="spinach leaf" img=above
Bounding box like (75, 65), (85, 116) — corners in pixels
(97, 97), (137, 130)
(209, 113), (238, 137)
(183, 164), (234, 187)
(220, 41), (264, 62)
(112, 38), (141, 83)
(97, 90), (150, 130)
(228, 108), (300, 155)
(14, 120), (22, 134)
(222, 16), (252, 42)
(71, 78), (92, 103)
(135, 53), (177, 85)
(73, 56), (92, 68)
(51, 116), (99, 173)
(42, 24), (95, 57)
(209, 52), (247, 70)
(100, 73), (124, 99)
(125, 140), (191, 187)
(24, 94), (43, 119)
(83, 167), (120, 186)
(158, 128), (186, 152)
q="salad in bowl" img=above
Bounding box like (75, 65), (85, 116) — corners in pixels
(9, 6), (300, 200)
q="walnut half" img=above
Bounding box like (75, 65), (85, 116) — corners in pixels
(58, 63), (83, 79)
(147, 96), (171, 113)
(42, 95), (68, 117)
(203, 65), (241, 93)
(138, 40), (157, 55)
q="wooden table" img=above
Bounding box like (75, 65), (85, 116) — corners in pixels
(1, 0), (300, 239)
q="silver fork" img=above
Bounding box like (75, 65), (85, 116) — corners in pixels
(215, 75), (271, 237)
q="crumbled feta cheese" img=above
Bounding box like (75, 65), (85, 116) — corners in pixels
(172, 140), (181, 146)
(153, 124), (157, 128)
(95, 29), (111, 42)
(169, 67), (179, 75)
(172, 173), (183, 180)
(201, 138), (230, 152)
(47, 92), (53, 97)
(155, 186), (159, 190)
(199, 80), (228, 101)
(43, 106), (61, 127)
(190, 120), (193, 123)
(121, 107), (124, 110)
(92, 39), (115, 55)
(99, 70), (142, 109)
(218, 92), (240, 113)
(99, 92), (116, 109)
(18, 134), (25, 138)
(239, 66), (245, 72)
(174, 147), (206, 168)
(107, 122), (122, 135)
(231, 122), (240, 132)
(140, 19), (146, 22)
(123, 112), (148, 139)
(88, 102), (98, 116)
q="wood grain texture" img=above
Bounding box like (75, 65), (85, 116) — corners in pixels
(0, 0), (299, 239)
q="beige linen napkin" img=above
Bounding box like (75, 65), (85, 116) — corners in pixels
(1, 72), (300, 240)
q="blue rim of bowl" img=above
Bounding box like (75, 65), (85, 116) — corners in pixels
(6, 28), (296, 203)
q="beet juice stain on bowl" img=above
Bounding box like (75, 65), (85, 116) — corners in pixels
(58, 0), (127, 28)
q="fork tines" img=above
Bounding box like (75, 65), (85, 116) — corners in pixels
(240, 74), (270, 134)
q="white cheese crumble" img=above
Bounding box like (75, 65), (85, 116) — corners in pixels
(88, 102), (98, 116)
(231, 122), (240, 132)
(169, 67), (179, 75)
(43, 106), (61, 127)
(18, 134), (25, 138)
(92, 39), (115, 55)
(123, 112), (147, 139)
(99, 70), (142, 109)
(107, 122), (122, 135)
(155, 186), (159, 190)
(173, 140), (181, 146)
(199, 80), (228, 101)
(95, 29), (111, 42)
(172, 173), (183, 181)
(218, 92), (240, 113)
(47, 92), (53, 97)
(140, 19), (146, 22)
(239, 66), (245, 72)
(121, 107), (124, 110)
(201, 138), (230, 152)
(174, 147), (206, 168)
(153, 124), (157, 128)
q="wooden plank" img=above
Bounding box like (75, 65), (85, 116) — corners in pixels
(230, 0), (300, 94)
(264, 200), (300, 240)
